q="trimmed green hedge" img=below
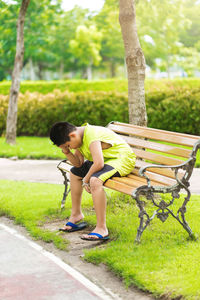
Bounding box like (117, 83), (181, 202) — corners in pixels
(1, 78), (200, 95)
(0, 79), (128, 95)
(147, 88), (200, 134)
(0, 91), (129, 136)
(1, 87), (200, 136)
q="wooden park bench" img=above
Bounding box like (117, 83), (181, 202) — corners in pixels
(57, 121), (200, 243)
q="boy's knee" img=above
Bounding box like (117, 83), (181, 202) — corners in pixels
(89, 177), (103, 192)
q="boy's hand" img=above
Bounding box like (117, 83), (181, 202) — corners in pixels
(62, 146), (70, 155)
(82, 178), (91, 193)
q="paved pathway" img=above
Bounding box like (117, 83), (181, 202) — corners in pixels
(0, 223), (110, 300)
(0, 158), (200, 193)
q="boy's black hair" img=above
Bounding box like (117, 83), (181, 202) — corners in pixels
(49, 121), (76, 146)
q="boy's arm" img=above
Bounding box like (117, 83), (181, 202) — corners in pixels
(83, 141), (104, 185)
(62, 147), (84, 167)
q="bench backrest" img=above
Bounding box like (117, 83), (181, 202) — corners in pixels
(106, 122), (200, 191)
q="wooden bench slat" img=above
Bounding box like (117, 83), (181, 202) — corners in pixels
(128, 173), (176, 186)
(112, 177), (144, 187)
(117, 175), (169, 187)
(132, 148), (184, 166)
(108, 124), (199, 147)
(104, 179), (135, 195)
(121, 135), (191, 158)
(112, 121), (200, 140)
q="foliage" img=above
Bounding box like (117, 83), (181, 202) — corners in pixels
(0, 0), (62, 80)
(0, 0), (200, 79)
(2, 90), (129, 136)
(69, 25), (102, 69)
(147, 87), (200, 135)
(136, 0), (190, 71)
(0, 79), (128, 94)
(94, 2), (124, 77)
(1, 180), (200, 298)
(1, 78), (200, 95)
(0, 0), (19, 80)
(1, 80), (200, 136)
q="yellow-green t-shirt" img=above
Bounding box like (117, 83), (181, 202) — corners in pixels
(78, 124), (136, 176)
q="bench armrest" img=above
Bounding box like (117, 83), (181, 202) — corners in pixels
(139, 157), (195, 188)
(57, 159), (68, 172)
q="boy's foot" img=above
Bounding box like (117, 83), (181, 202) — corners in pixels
(81, 232), (109, 241)
(59, 214), (85, 232)
(81, 226), (109, 241)
(59, 221), (87, 232)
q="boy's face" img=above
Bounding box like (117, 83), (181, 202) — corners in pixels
(59, 132), (82, 152)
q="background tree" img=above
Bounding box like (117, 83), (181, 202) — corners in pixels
(23, 0), (62, 79)
(0, 0), (200, 80)
(136, 0), (190, 76)
(50, 6), (91, 79)
(69, 25), (102, 79)
(0, 1), (19, 80)
(95, 2), (124, 77)
(6, 0), (30, 144)
(119, 0), (147, 126)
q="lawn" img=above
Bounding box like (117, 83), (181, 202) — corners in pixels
(0, 136), (65, 159)
(0, 179), (200, 299)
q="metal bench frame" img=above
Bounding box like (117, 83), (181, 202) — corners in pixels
(57, 122), (200, 243)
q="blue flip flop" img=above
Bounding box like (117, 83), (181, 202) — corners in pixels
(59, 221), (87, 232)
(81, 232), (110, 241)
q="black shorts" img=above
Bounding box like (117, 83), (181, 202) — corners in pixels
(70, 160), (121, 183)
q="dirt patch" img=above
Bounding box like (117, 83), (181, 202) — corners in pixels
(1, 216), (154, 300)
(42, 219), (110, 255)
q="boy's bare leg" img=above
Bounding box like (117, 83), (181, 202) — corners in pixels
(82, 177), (108, 238)
(62, 172), (84, 230)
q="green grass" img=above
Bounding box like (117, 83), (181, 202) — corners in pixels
(1, 180), (200, 299)
(0, 136), (65, 160)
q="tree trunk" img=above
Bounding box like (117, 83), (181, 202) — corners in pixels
(119, 0), (147, 126)
(110, 61), (116, 77)
(86, 61), (92, 80)
(59, 61), (64, 79)
(6, 0), (30, 144)
(37, 63), (43, 80)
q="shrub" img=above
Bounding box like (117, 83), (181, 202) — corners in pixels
(0, 91), (128, 136)
(0, 87), (200, 136)
(146, 88), (200, 135)
(1, 78), (200, 95)
(0, 79), (128, 95)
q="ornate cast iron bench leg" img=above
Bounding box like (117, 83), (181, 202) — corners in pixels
(171, 169), (195, 239)
(133, 182), (195, 243)
(57, 161), (71, 210)
(133, 186), (155, 243)
(59, 169), (70, 209)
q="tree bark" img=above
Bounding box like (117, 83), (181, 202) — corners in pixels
(59, 61), (64, 79)
(6, 0), (30, 144)
(110, 61), (116, 78)
(119, 0), (147, 126)
(86, 59), (93, 80)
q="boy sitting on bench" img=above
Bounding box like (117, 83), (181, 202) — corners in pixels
(50, 121), (136, 241)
